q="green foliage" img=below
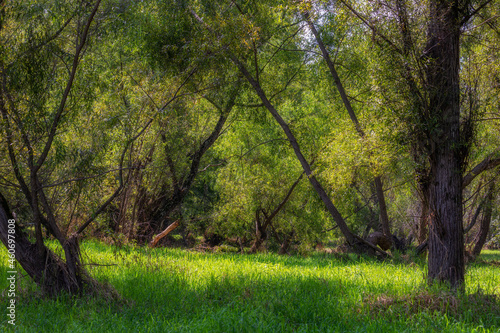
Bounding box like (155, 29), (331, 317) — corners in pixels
(2, 0), (500, 300)
(212, 103), (331, 247)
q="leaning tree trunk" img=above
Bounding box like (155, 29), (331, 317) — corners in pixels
(0, 192), (87, 295)
(306, 15), (392, 243)
(425, 0), (464, 289)
(190, 9), (388, 256)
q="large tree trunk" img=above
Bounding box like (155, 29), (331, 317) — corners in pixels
(425, 0), (464, 289)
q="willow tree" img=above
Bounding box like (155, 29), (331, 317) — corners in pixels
(340, 0), (499, 288)
(106, 0), (247, 243)
(0, 0), (158, 295)
(185, 0), (389, 255)
(303, 5), (392, 245)
(0, 0), (112, 295)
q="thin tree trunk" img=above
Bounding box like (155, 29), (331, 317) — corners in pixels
(471, 182), (495, 258)
(305, 15), (392, 240)
(230, 55), (358, 245)
(374, 176), (390, 236)
(250, 210), (266, 253)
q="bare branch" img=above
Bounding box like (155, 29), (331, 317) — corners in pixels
(463, 153), (500, 187)
(149, 220), (180, 248)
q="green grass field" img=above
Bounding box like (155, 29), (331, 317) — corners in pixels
(1, 242), (499, 332)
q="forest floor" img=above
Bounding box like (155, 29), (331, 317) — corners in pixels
(1, 241), (499, 332)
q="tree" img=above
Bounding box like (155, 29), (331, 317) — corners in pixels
(423, 0), (465, 289)
(303, 4), (392, 243)
(189, 1), (387, 255)
(100, 1), (248, 243)
(340, 0), (499, 288)
(0, 0), (110, 294)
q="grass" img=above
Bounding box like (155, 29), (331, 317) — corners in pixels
(0, 241), (499, 332)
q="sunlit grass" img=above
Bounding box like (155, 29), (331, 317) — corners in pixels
(0, 241), (499, 332)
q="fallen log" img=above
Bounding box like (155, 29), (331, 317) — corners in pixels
(149, 220), (180, 248)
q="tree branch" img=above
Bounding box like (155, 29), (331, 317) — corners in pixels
(304, 12), (364, 136)
(40, 167), (138, 189)
(337, 0), (403, 55)
(34, 0), (101, 173)
(460, 0), (494, 26)
(263, 172), (304, 229)
(463, 153), (500, 187)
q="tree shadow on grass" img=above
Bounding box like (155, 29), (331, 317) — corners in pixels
(3, 244), (499, 332)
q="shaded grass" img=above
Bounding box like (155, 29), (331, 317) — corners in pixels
(364, 290), (499, 321)
(0, 241), (499, 332)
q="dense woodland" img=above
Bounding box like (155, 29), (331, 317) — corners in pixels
(0, 0), (500, 296)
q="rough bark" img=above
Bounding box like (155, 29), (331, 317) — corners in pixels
(425, 0), (464, 289)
